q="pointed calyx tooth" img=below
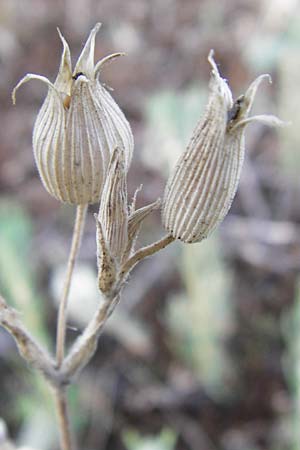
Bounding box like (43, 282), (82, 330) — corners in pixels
(128, 197), (161, 241)
(125, 198), (161, 258)
(12, 23), (133, 205)
(55, 27), (72, 95)
(95, 215), (117, 293)
(73, 22), (101, 79)
(162, 50), (284, 244)
(130, 184), (143, 215)
(98, 147), (129, 263)
(94, 52), (127, 77)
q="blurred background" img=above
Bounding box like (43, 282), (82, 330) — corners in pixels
(0, 0), (300, 449)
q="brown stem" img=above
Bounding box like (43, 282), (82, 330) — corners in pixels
(61, 234), (175, 381)
(62, 293), (120, 380)
(56, 204), (88, 367)
(120, 233), (175, 277)
(54, 387), (74, 450)
(0, 296), (62, 384)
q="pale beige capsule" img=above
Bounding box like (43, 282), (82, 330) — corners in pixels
(162, 51), (284, 243)
(12, 23), (134, 205)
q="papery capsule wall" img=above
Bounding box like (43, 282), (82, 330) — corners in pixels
(32, 77), (133, 205)
(162, 53), (235, 243)
(97, 147), (129, 262)
(162, 52), (283, 244)
(32, 89), (68, 202)
(14, 23), (134, 205)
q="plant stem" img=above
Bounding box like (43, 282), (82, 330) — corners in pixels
(56, 204), (88, 367)
(62, 293), (120, 380)
(54, 387), (74, 450)
(120, 233), (175, 277)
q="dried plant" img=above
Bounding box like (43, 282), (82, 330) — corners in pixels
(0, 24), (284, 450)
(162, 50), (284, 243)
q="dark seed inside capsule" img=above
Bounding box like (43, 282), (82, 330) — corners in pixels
(227, 95), (245, 123)
(72, 72), (85, 80)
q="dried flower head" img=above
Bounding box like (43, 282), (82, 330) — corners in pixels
(12, 23), (133, 205)
(162, 50), (284, 243)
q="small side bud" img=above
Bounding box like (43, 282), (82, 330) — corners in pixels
(95, 147), (130, 292)
(98, 147), (129, 263)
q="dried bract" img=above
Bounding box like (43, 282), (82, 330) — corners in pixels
(98, 147), (128, 260)
(95, 216), (117, 293)
(12, 23), (133, 205)
(162, 50), (284, 243)
(96, 149), (161, 292)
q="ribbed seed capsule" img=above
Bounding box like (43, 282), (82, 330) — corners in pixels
(162, 51), (284, 243)
(12, 23), (134, 205)
(97, 147), (128, 262)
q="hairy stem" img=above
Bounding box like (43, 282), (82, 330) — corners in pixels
(0, 296), (61, 384)
(56, 204), (88, 367)
(62, 235), (175, 379)
(54, 387), (74, 450)
(61, 234), (175, 378)
(62, 293), (120, 380)
(120, 233), (175, 277)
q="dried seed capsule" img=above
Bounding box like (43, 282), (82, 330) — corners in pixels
(162, 50), (284, 243)
(98, 147), (129, 263)
(12, 23), (133, 205)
